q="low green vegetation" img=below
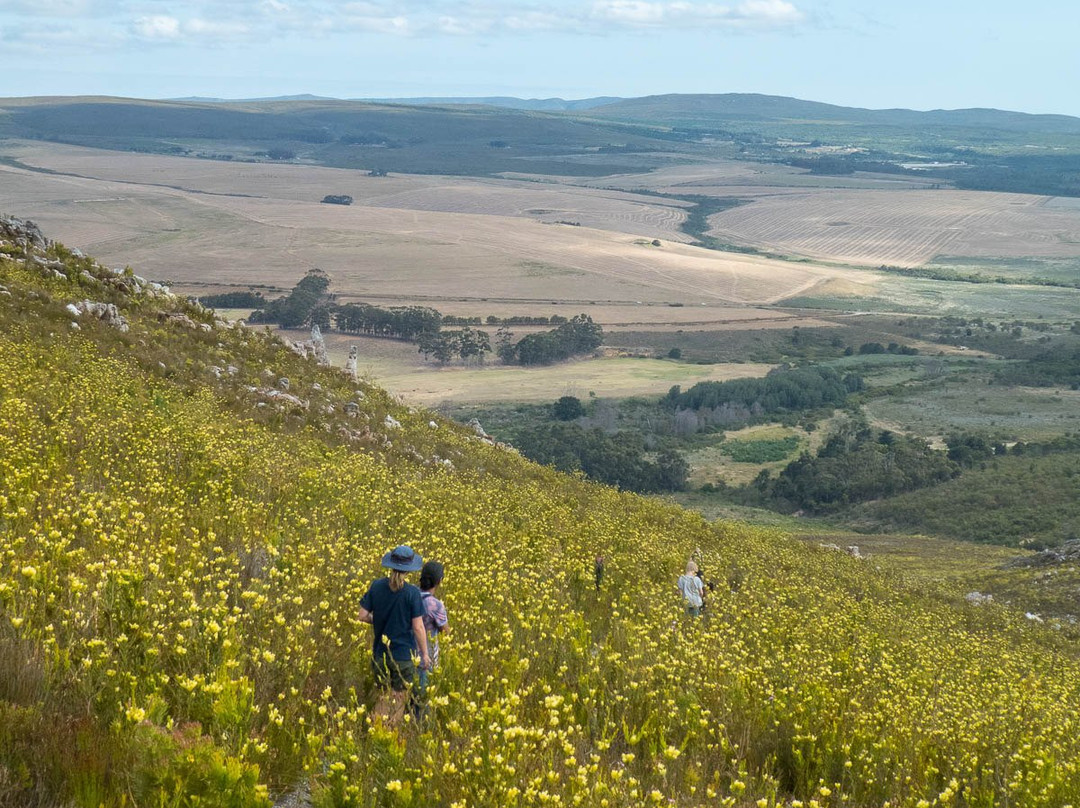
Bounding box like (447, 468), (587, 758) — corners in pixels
(846, 443), (1080, 547)
(718, 435), (801, 463)
(666, 365), (862, 423)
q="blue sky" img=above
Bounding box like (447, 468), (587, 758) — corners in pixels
(0, 1), (1076, 115)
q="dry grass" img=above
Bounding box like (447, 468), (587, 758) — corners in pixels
(305, 330), (772, 404)
(705, 189), (1080, 267)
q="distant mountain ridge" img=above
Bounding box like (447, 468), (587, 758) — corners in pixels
(165, 94), (623, 111)
(587, 93), (1080, 134)
(358, 96), (623, 111)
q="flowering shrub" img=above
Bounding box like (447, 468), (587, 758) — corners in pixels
(3, 246), (1080, 807)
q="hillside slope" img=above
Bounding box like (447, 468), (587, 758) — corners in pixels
(3, 218), (1080, 807)
(0, 97), (682, 177)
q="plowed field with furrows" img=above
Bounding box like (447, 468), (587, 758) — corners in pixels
(706, 190), (1080, 266)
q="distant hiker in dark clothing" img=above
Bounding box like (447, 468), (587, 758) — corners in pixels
(594, 555), (606, 592)
(358, 545), (430, 727)
(696, 569), (717, 615)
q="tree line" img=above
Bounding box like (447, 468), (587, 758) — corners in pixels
(246, 270), (603, 366)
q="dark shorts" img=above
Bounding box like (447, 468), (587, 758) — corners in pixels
(373, 655), (416, 692)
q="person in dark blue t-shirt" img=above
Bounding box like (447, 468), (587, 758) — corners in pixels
(358, 544), (430, 726)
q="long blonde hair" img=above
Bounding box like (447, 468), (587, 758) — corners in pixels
(388, 569), (407, 592)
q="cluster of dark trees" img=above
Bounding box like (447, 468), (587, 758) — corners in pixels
(417, 327), (492, 363)
(666, 366), (862, 415)
(784, 152), (1080, 199)
(335, 303), (442, 340)
(247, 272), (603, 366)
(198, 291), (266, 308)
(248, 270), (333, 329)
(513, 422), (689, 493)
(498, 315), (604, 365)
(442, 314), (572, 327)
(853, 342), (919, 356)
(321, 195), (354, 205)
(758, 425), (958, 514)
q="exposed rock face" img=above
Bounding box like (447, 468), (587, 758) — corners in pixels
(0, 216), (48, 250)
(70, 300), (129, 332)
(158, 311), (212, 333)
(1005, 540), (1080, 568)
(344, 346), (358, 381)
(310, 325), (329, 366)
(468, 418), (488, 438)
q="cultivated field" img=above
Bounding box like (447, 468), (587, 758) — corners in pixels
(704, 189), (1080, 267)
(0, 142), (844, 308)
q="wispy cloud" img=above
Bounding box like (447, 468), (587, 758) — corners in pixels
(0, 0), (809, 50)
(591, 0), (805, 29)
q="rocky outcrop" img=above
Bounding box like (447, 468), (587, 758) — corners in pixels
(344, 346), (358, 381)
(310, 325), (329, 367)
(68, 300), (129, 332)
(1004, 540), (1080, 568)
(0, 216), (48, 251)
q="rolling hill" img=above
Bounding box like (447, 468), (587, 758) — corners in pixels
(4, 218), (1080, 807)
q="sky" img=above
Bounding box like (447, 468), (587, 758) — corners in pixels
(0, 0), (1077, 116)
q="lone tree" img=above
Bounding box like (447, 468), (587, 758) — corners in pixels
(553, 396), (585, 421)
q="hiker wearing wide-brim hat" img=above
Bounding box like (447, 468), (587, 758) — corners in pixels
(358, 545), (431, 726)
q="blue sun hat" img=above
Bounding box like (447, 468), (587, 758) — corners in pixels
(381, 545), (424, 572)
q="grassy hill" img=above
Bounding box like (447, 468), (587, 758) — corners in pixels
(4, 219), (1080, 807)
(0, 97), (684, 177)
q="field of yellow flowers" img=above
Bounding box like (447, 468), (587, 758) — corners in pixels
(3, 228), (1080, 808)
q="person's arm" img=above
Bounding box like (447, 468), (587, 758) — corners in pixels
(412, 615), (431, 670)
(359, 587), (374, 625)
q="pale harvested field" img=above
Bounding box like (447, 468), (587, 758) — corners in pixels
(0, 147), (844, 307)
(705, 189), (1080, 267)
(305, 330), (773, 404)
(1, 142), (693, 242)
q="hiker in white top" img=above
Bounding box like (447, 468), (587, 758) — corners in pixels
(677, 560), (705, 617)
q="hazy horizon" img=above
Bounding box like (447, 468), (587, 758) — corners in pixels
(0, 1), (1077, 118)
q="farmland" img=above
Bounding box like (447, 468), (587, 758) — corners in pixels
(0, 142), (845, 309)
(704, 189), (1080, 267)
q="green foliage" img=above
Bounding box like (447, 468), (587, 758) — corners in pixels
(667, 366), (861, 420)
(552, 395), (585, 421)
(513, 422), (688, 492)
(417, 327), (491, 364)
(503, 314), (603, 365)
(764, 425), (958, 514)
(849, 445), (1080, 546)
(249, 269), (331, 329)
(199, 291), (266, 309)
(719, 436), (801, 464)
(337, 303), (442, 340)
